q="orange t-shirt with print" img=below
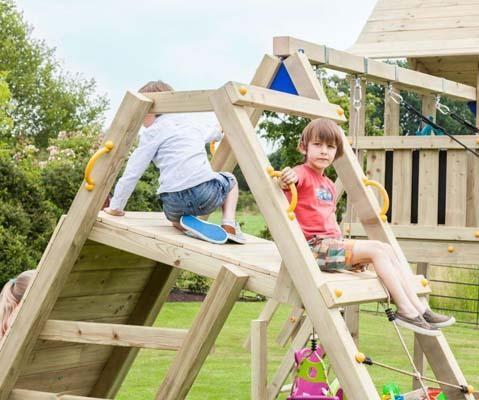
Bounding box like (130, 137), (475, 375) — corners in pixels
(284, 164), (341, 241)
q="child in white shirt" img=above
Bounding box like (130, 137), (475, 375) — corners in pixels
(104, 80), (245, 244)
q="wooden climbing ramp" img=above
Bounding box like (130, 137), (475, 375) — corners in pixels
(0, 37), (476, 400)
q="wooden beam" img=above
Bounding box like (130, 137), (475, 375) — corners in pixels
(222, 82), (347, 123)
(40, 320), (187, 350)
(90, 264), (180, 397)
(251, 320), (268, 400)
(243, 298), (280, 351)
(211, 54), (281, 173)
(273, 36), (476, 101)
(0, 91), (152, 400)
(347, 223), (479, 242)
(276, 307), (304, 346)
(144, 90), (214, 113)
(319, 274), (430, 308)
(211, 87), (381, 399)
(155, 264), (248, 400)
(384, 84), (401, 136)
(9, 389), (104, 400)
(352, 135), (479, 150)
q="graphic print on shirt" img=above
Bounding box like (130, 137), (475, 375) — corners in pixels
(315, 185), (333, 202)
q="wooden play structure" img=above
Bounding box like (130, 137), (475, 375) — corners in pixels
(0, 12), (478, 400)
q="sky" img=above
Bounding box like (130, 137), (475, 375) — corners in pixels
(15, 0), (377, 126)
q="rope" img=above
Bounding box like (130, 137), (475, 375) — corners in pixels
(378, 279), (430, 398)
(387, 86), (479, 158)
(436, 97), (479, 134)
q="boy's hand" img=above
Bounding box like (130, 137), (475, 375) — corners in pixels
(279, 167), (298, 190)
(103, 207), (125, 217)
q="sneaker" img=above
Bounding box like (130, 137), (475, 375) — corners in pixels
(395, 313), (440, 336)
(423, 309), (456, 328)
(180, 215), (228, 244)
(221, 222), (246, 244)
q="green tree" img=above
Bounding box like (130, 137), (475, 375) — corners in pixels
(0, 0), (108, 147)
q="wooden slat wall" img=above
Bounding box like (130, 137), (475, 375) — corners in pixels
(15, 242), (158, 396)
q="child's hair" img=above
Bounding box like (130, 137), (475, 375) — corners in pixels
(0, 270), (36, 338)
(299, 118), (344, 161)
(138, 80), (174, 93)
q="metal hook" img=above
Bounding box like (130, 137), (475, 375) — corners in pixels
(352, 76), (362, 110)
(436, 96), (450, 115)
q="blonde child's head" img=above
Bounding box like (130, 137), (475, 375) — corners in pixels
(299, 118), (344, 162)
(0, 270), (36, 338)
(138, 80), (174, 93)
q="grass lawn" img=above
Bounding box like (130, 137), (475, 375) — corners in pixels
(117, 302), (479, 399)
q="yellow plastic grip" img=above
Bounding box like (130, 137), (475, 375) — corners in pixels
(84, 141), (114, 191)
(362, 177), (390, 223)
(267, 166), (297, 220)
(210, 141), (216, 156)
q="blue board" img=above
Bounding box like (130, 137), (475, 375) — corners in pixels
(269, 63), (298, 95)
(468, 101), (476, 116)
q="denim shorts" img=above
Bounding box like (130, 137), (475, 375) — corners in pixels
(159, 172), (236, 222)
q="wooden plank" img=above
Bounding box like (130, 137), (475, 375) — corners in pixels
(276, 307), (304, 347)
(15, 363), (104, 395)
(344, 305), (360, 346)
(283, 51), (328, 102)
(155, 264), (248, 400)
(144, 90), (214, 113)
(211, 54), (280, 174)
(89, 222), (278, 299)
(366, 150), (386, 204)
(446, 150), (468, 226)
(384, 84), (400, 136)
(319, 274), (430, 307)
(392, 150), (413, 224)
(90, 264), (180, 398)
(10, 389), (104, 400)
(223, 82), (346, 123)
(243, 299), (280, 351)
(267, 318), (312, 400)
(353, 135), (479, 150)
(418, 150), (440, 225)
(0, 91), (152, 399)
(251, 320), (268, 400)
(211, 88), (381, 399)
(40, 320), (187, 350)
(273, 36), (476, 101)
(348, 223), (479, 242)
(272, 263), (302, 307)
(466, 152), (479, 227)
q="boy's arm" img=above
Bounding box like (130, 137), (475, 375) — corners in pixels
(108, 133), (159, 212)
(200, 119), (223, 143)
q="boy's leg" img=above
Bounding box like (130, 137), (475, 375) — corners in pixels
(222, 175), (239, 221)
(218, 174), (245, 244)
(351, 241), (421, 318)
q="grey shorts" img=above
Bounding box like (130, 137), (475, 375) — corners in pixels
(159, 172), (236, 222)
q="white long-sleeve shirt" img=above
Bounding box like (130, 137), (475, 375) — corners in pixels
(109, 113), (222, 210)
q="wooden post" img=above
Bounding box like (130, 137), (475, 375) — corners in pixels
(243, 298), (280, 351)
(384, 83), (400, 136)
(276, 307), (304, 346)
(90, 263), (181, 397)
(0, 92), (153, 400)
(155, 264), (248, 400)
(413, 262), (429, 390)
(467, 68), (479, 227)
(251, 319), (268, 400)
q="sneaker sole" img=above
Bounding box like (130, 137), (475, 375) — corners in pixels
(180, 215), (228, 244)
(430, 316), (456, 328)
(395, 318), (441, 336)
(226, 234), (247, 245)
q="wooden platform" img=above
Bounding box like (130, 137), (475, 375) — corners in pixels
(10, 212), (430, 397)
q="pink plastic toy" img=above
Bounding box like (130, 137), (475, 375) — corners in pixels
(288, 345), (343, 400)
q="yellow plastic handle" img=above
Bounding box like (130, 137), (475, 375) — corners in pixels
(210, 141), (216, 156)
(362, 177), (389, 222)
(267, 166), (298, 220)
(84, 141), (114, 191)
